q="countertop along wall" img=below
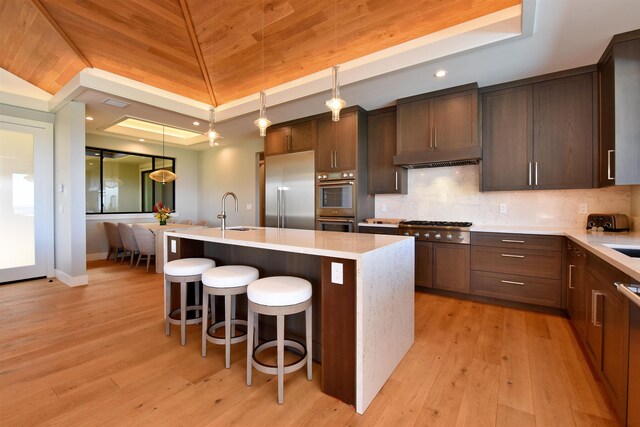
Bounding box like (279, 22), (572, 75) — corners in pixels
(375, 165), (631, 227)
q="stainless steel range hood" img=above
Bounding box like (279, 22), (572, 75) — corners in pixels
(394, 147), (481, 169)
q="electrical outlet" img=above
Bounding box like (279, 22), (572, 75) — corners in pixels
(499, 203), (507, 214)
(579, 203), (588, 214)
(331, 262), (344, 285)
(380, 204), (388, 213)
(246, 203), (252, 210)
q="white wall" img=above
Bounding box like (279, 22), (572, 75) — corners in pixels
(85, 134), (200, 258)
(54, 101), (87, 285)
(197, 137), (264, 228)
(376, 165), (631, 228)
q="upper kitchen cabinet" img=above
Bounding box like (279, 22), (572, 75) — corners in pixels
(316, 107), (367, 173)
(367, 107), (407, 194)
(264, 119), (316, 157)
(598, 29), (640, 186)
(481, 67), (597, 191)
(394, 84), (480, 167)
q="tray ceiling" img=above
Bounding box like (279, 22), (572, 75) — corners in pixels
(1, 0), (520, 107)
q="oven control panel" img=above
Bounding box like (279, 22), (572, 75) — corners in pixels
(317, 171), (356, 181)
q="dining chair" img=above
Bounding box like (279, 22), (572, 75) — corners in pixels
(132, 224), (156, 272)
(178, 219), (192, 225)
(195, 220), (208, 227)
(117, 223), (139, 267)
(104, 222), (124, 262)
(166, 219), (176, 224)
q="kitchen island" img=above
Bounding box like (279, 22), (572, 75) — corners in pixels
(163, 227), (414, 414)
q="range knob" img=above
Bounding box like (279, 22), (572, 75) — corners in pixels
(424, 233), (431, 239)
(317, 175), (322, 180)
(348, 173), (354, 177)
(434, 233), (441, 240)
(343, 173), (348, 177)
(322, 175), (327, 179)
(446, 234), (453, 241)
(458, 235), (465, 241)
(413, 233), (420, 238)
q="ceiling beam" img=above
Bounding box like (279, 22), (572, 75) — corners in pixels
(29, 0), (92, 68)
(179, 0), (218, 107)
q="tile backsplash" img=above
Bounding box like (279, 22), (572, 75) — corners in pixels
(375, 165), (631, 228)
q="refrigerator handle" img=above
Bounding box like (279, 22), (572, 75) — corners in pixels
(276, 188), (281, 228)
(281, 188), (286, 228)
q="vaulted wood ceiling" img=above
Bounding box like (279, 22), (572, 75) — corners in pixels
(1, 0), (519, 106)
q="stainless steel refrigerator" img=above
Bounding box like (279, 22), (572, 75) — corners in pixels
(265, 151), (315, 230)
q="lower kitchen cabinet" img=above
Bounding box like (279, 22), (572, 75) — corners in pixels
(629, 302), (640, 427)
(470, 232), (562, 308)
(415, 241), (433, 288)
(433, 243), (469, 293)
(584, 255), (630, 425)
(566, 240), (588, 340)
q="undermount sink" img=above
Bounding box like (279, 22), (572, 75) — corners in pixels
(603, 244), (640, 258)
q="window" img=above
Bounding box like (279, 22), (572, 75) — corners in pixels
(85, 147), (175, 214)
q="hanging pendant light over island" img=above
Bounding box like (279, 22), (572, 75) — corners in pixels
(149, 125), (177, 184)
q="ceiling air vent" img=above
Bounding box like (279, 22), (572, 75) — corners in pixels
(102, 98), (130, 108)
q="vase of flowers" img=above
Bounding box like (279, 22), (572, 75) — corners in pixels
(153, 201), (171, 225)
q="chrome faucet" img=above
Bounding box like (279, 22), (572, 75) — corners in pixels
(217, 192), (238, 231)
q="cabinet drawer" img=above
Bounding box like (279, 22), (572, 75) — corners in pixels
(471, 232), (562, 252)
(471, 246), (561, 280)
(358, 226), (398, 235)
(471, 271), (562, 308)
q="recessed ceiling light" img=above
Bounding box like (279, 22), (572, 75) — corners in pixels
(86, 116), (94, 121)
(139, 138), (145, 142)
(434, 70), (447, 78)
(193, 121), (200, 126)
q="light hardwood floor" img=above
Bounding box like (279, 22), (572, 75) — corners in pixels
(0, 260), (618, 426)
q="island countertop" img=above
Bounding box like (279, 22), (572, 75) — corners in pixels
(164, 226), (412, 260)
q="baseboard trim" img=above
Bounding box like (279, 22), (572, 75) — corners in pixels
(55, 270), (89, 287)
(86, 252), (109, 261)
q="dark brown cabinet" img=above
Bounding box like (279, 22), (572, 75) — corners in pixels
(433, 243), (469, 293)
(566, 240), (587, 340)
(481, 69), (597, 191)
(629, 303), (640, 427)
(367, 107), (407, 194)
(470, 232), (562, 308)
(316, 108), (364, 172)
(394, 84), (480, 166)
(415, 241), (433, 288)
(264, 120), (315, 156)
(583, 255), (631, 425)
(598, 30), (640, 185)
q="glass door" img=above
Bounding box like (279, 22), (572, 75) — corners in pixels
(0, 122), (52, 283)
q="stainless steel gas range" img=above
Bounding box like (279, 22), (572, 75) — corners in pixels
(398, 221), (472, 244)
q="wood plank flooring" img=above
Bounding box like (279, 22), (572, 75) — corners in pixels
(0, 260), (618, 426)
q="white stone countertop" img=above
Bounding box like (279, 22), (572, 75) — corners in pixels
(165, 226), (412, 261)
(471, 225), (640, 284)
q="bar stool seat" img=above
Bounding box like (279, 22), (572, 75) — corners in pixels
(201, 265), (259, 368)
(246, 276), (313, 404)
(164, 258), (216, 346)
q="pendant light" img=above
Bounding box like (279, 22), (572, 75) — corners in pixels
(207, 106), (222, 147)
(325, 0), (346, 121)
(254, 0), (271, 137)
(149, 125), (177, 184)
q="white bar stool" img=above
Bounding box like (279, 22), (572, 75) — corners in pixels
(246, 276), (313, 404)
(164, 258), (216, 346)
(201, 265), (259, 368)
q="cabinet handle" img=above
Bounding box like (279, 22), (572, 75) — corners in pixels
(501, 253), (525, 258)
(501, 280), (524, 286)
(429, 127), (433, 149)
(433, 126), (437, 148)
(535, 162), (539, 186)
(334, 151), (338, 169)
(395, 171), (399, 191)
(528, 162), (532, 186)
(591, 290), (605, 327)
(607, 149), (615, 180)
(501, 239), (525, 244)
(568, 264), (575, 290)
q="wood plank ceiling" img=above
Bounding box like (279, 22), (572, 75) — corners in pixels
(0, 0), (519, 106)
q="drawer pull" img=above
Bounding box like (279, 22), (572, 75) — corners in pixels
(501, 253), (525, 258)
(501, 280), (524, 286)
(501, 239), (525, 243)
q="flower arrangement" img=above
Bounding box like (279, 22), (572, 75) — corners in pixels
(153, 201), (171, 225)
